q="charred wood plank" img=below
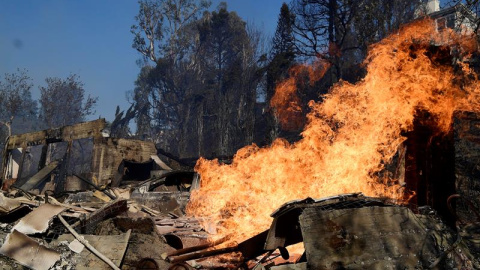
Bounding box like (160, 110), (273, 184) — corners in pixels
(167, 230), (268, 264)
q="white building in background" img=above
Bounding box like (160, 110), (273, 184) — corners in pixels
(424, 0), (478, 33)
(425, 0), (440, 14)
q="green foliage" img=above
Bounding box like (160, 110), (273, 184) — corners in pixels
(131, 0), (164, 62)
(271, 3), (296, 59)
(196, 5), (251, 91)
(268, 3), (296, 99)
(131, 0), (211, 63)
(131, 2), (262, 158)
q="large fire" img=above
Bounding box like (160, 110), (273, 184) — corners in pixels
(187, 20), (480, 243)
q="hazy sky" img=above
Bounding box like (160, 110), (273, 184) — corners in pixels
(0, 0), (286, 125)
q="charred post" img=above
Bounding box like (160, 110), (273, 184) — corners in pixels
(404, 110), (456, 224)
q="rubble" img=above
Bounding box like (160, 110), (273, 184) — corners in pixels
(0, 118), (478, 269)
(0, 230), (60, 270)
(52, 228), (131, 269)
(0, 192), (30, 217)
(12, 204), (64, 234)
(0, 120), (202, 269)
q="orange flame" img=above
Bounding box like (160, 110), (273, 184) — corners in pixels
(187, 19), (480, 243)
(270, 60), (330, 131)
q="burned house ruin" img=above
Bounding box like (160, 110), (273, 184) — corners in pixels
(0, 10), (480, 269)
(1, 119), (157, 193)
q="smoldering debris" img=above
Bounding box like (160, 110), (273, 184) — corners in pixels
(0, 117), (478, 269)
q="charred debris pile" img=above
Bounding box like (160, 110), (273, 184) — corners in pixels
(0, 119), (200, 269)
(0, 116), (479, 269)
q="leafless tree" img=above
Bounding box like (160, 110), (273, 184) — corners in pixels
(39, 74), (97, 128)
(0, 69), (37, 137)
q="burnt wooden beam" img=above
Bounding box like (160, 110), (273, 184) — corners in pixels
(404, 110), (456, 224)
(5, 119), (106, 150)
(166, 237), (227, 258)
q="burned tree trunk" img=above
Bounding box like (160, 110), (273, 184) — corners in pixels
(404, 110), (456, 223)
